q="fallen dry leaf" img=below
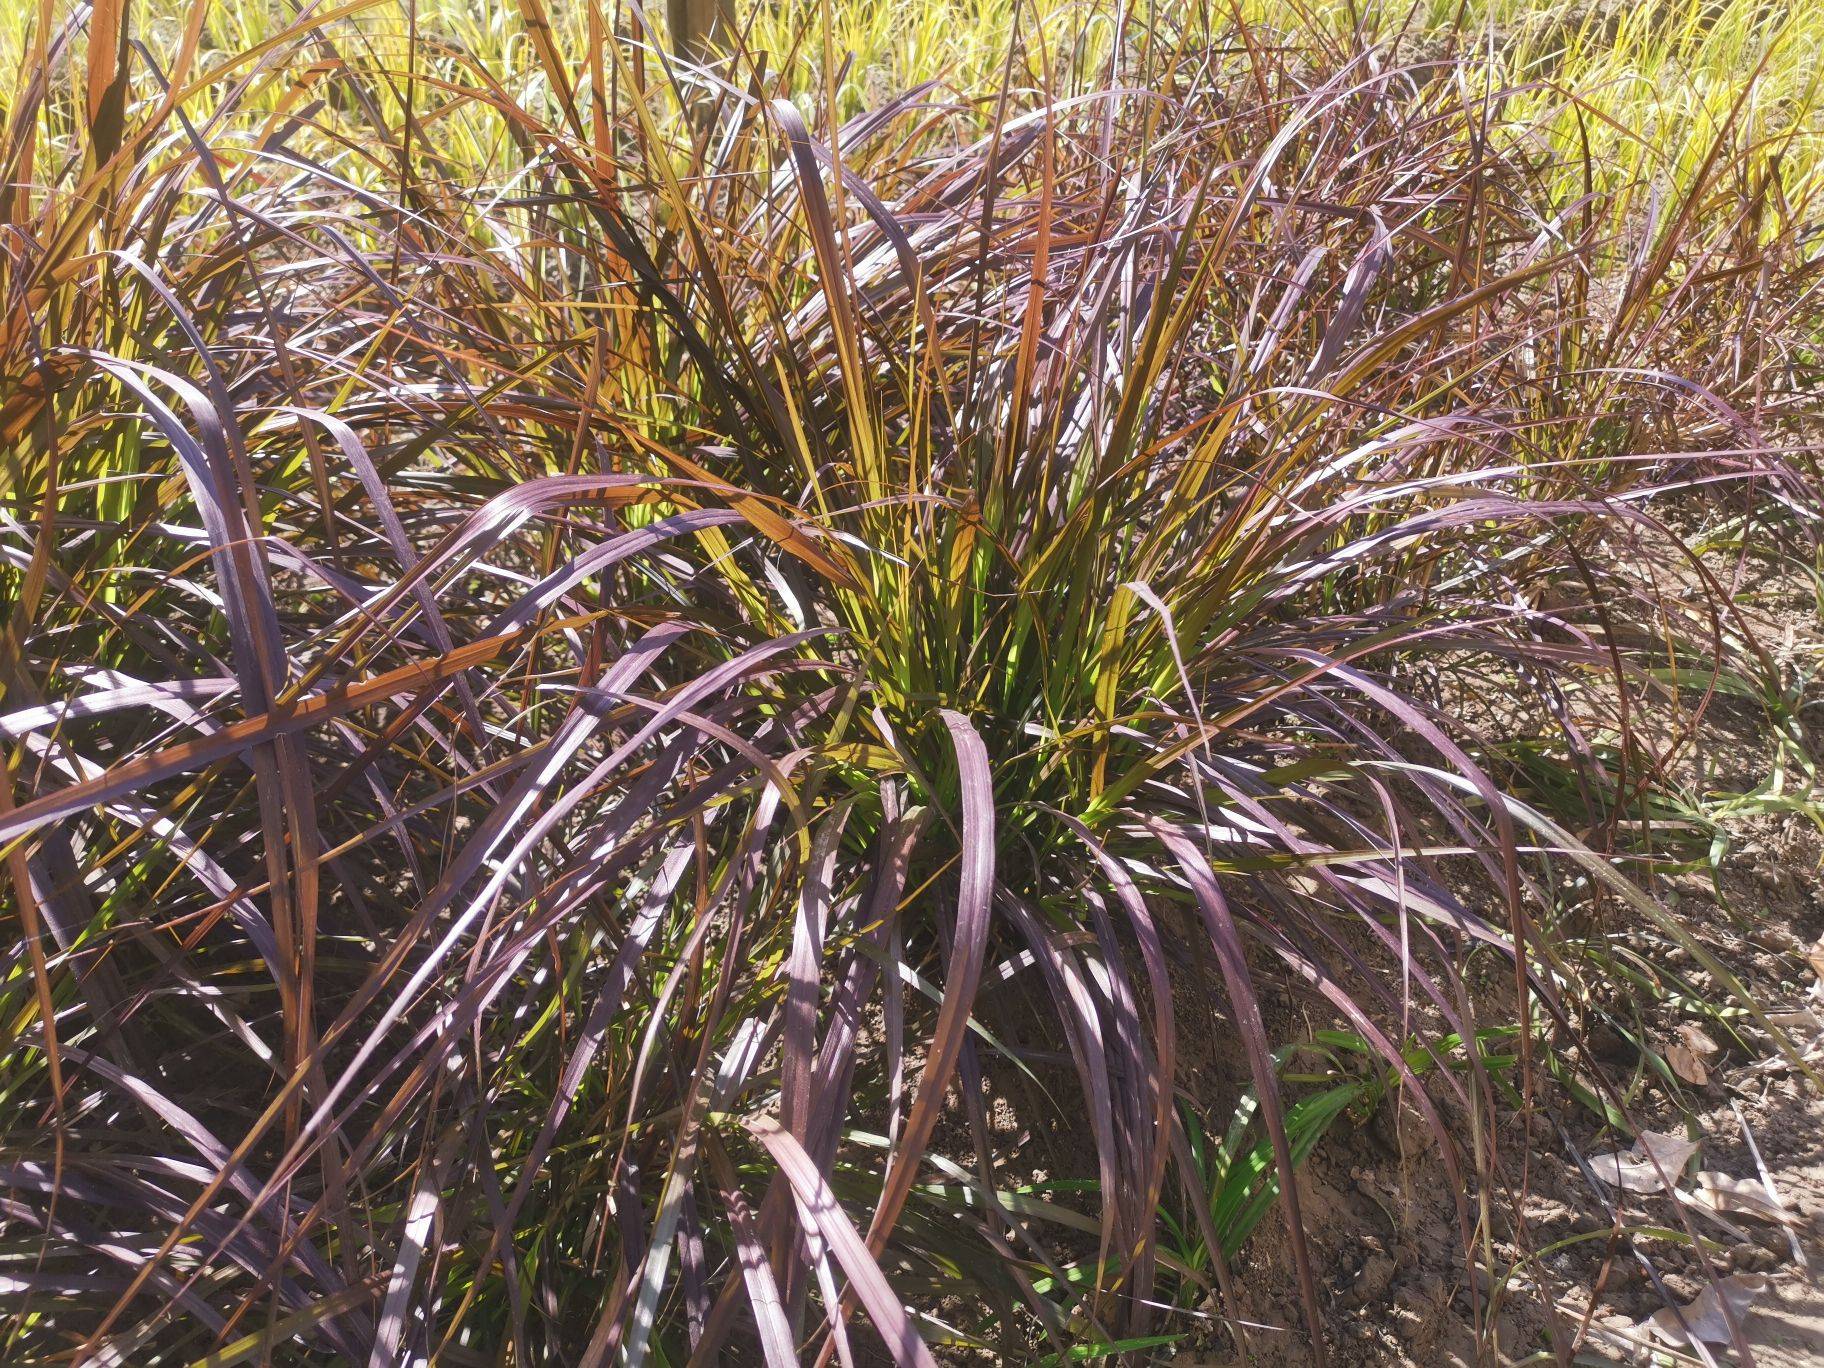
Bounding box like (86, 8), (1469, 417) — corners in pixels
(1687, 1170), (1798, 1227)
(1678, 1021), (1719, 1059)
(1667, 1022), (1721, 1085)
(1667, 1040), (1708, 1086)
(1808, 936), (1824, 982)
(1765, 1007), (1824, 1032)
(1588, 1130), (1700, 1193)
(1640, 1273), (1767, 1346)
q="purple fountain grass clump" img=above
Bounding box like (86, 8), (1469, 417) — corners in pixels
(0, 2), (1820, 1364)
